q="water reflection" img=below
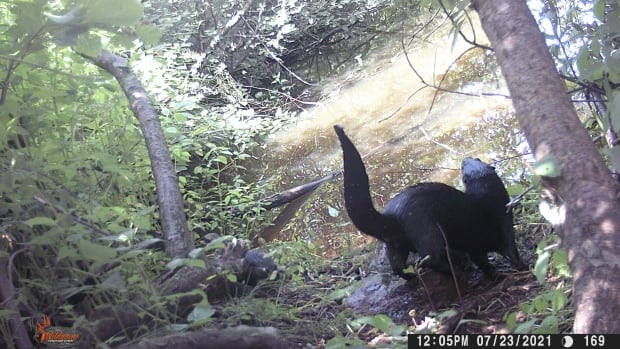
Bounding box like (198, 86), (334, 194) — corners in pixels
(260, 22), (527, 257)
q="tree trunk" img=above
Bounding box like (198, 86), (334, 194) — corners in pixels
(471, 0), (620, 333)
(89, 50), (194, 259)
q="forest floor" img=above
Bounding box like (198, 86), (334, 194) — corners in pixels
(213, 223), (566, 348)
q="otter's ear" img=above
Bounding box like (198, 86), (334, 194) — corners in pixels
(481, 159), (496, 171)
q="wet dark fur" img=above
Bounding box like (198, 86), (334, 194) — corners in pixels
(334, 125), (523, 279)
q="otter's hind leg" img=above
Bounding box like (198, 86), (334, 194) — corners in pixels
(385, 243), (414, 279)
(411, 222), (452, 274)
(469, 252), (499, 278)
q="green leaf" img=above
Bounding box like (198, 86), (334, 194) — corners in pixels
(30, 231), (59, 245)
(326, 284), (356, 301)
(533, 294), (548, 312)
(186, 258), (207, 269)
(77, 239), (116, 264)
(514, 318), (538, 334)
(550, 249), (571, 278)
(172, 100), (198, 111)
(506, 183), (526, 197)
(57, 245), (78, 260)
(166, 258), (206, 269)
(84, 0), (143, 26)
(101, 269), (126, 289)
(608, 90), (620, 131)
(166, 258), (184, 270)
(535, 315), (559, 334)
(226, 273), (237, 282)
(204, 235), (234, 252)
(73, 32), (102, 57)
(534, 249), (550, 283)
(606, 147), (620, 179)
(354, 314), (393, 334)
(135, 24), (162, 46)
(187, 304), (215, 323)
(504, 311), (517, 329)
(214, 155), (228, 164)
(165, 126), (179, 135)
(45, 5), (84, 25)
(327, 205), (339, 217)
(550, 290), (567, 312)
(577, 47), (604, 81)
(188, 247), (204, 259)
(371, 314), (393, 334)
(606, 54), (620, 84)
(24, 217), (56, 226)
(534, 154), (561, 178)
(593, 0), (605, 20)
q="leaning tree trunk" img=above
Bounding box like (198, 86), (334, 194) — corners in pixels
(89, 50), (194, 259)
(471, 0), (620, 333)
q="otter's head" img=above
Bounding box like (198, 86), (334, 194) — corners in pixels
(461, 157), (497, 184)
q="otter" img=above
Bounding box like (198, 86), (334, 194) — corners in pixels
(334, 125), (523, 279)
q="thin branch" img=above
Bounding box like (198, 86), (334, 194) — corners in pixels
(33, 196), (111, 237)
(438, 0), (492, 51)
(0, 26), (47, 106)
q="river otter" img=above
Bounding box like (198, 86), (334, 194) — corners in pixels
(334, 125), (523, 279)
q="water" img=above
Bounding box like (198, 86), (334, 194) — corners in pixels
(259, 21), (526, 256)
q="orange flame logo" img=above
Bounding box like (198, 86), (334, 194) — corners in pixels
(34, 315), (81, 346)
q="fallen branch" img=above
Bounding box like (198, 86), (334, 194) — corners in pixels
(258, 171), (341, 210)
(116, 325), (286, 349)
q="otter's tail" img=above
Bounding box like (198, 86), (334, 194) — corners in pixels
(334, 125), (399, 242)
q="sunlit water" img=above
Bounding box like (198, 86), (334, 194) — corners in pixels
(259, 20), (527, 257)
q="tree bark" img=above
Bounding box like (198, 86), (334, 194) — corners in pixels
(0, 254), (34, 349)
(89, 50), (194, 259)
(471, 0), (620, 333)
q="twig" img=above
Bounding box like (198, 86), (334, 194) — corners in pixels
(33, 196), (111, 236)
(438, 223), (463, 303)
